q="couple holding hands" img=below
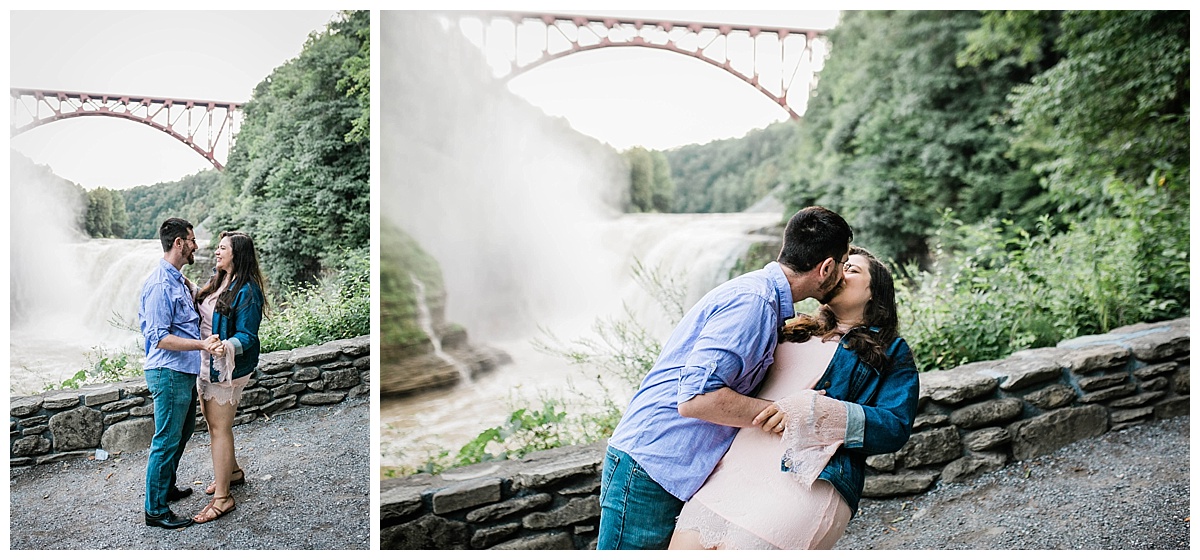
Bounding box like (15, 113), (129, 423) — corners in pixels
(138, 218), (266, 529)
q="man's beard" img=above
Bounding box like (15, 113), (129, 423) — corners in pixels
(186, 251), (195, 265)
(816, 277), (843, 305)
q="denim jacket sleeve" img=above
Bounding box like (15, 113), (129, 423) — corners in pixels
(843, 337), (920, 455)
(224, 283), (263, 357)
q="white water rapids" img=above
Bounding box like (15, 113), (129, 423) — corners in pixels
(380, 211), (782, 471)
(9, 238), (165, 395)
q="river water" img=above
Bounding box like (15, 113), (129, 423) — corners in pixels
(380, 211), (783, 471)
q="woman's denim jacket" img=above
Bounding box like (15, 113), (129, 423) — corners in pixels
(810, 334), (920, 516)
(209, 281), (264, 381)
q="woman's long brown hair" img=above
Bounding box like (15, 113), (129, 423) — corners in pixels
(195, 231), (269, 318)
(780, 246), (899, 372)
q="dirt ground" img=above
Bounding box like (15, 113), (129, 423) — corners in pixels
(8, 397), (370, 550)
(835, 415), (1191, 550)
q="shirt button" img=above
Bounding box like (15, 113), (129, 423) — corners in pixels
(823, 381), (831, 388)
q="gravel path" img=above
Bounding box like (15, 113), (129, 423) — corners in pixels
(8, 396), (370, 550)
(835, 415), (1191, 550)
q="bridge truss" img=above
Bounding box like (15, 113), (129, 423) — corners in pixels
(10, 88), (242, 170)
(444, 12), (830, 120)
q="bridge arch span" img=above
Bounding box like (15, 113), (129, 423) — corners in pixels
(453, 12), (829, 120)
(10, 89), (242, 171)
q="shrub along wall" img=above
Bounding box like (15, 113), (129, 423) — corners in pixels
(379, 317), (1189, 550)
(9, 335), (370, 468)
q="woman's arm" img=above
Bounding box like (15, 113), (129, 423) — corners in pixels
(224, 283), (263, 357)
(843, 338), (920, 455)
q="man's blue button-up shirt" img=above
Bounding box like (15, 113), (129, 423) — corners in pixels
(607, 261), (795, 501)
(139, 258), (201, 375)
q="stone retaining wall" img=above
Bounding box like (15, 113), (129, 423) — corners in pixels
(9, 335), (371, 468)
(379, 317), (1189, 550)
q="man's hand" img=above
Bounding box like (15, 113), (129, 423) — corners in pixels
(752, 403), (787, 434)
(206, 335), (224, 357)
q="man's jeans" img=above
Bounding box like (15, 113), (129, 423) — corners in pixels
(597, 446), (685, 549)
(144, 367), (198, 516)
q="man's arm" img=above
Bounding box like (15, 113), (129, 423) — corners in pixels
(679, 387), (785, 432)
(675, 291), (788, 432)
(156, 333), (218, 352)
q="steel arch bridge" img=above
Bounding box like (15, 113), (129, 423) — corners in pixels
(10, 88), (242, 171)
(443, 12), (830, 120)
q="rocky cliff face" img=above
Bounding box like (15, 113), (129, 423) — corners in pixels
(379, 219), (510, 398)
(379, 290), (510, 398)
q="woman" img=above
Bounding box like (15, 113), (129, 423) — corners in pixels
(669, 246), (920, 549)
(190, 231), (267, 524)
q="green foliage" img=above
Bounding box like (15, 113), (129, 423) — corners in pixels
(259, 245), (370, 353)
(1004, 11), (1190, 217)
(335, 9), (371, 144)
(45, 347), (142, 391)
(622, 146), (675, 212)
(667, 120), (801, 213)
(898, 172), (1188, 369)
(120, 170), (223, 239)
(83, 187), (129, 238)
(788, 10), (1052, 265)
(215, 9), (370, 287)
(378, 219), (445, 359)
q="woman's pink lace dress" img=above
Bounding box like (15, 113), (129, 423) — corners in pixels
(674, 337), (853, 549)
(196, 291), (250, 406)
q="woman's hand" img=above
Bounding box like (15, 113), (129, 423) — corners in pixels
(206, 335), (225, 357)
(752, 403), (787, 434)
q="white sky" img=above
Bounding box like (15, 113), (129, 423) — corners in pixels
(480, 10), (841, 151)
(6, 8), (839, 190)
(7, 10), (341, 190)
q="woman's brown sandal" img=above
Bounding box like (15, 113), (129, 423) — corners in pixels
(204, 468), (245, 495)
(192, 495), (236, 524)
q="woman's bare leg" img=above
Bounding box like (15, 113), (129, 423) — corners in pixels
(201, 397), (237, 508)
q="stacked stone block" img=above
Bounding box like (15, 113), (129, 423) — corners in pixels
(381, 443), (604, 550)
(10, 335), (370, 468)
(381, 317), (1189, 550)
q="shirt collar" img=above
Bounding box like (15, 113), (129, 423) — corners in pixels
(158, 258), (184, 282)
(764, 261), (795, 324)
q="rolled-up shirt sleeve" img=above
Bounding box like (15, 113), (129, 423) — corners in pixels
(141, 282), (174, 350)
(677, 294), (776, 405)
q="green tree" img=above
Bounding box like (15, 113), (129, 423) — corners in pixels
(999, 11), (1190, 216)
(84, 188), (115, 237)
(623, 146), (656, 212)
(667, 120), (800, 214)
(120, 169), (222, 238)
(214, 10), (370, 287)
(787, 10), (1052, 265)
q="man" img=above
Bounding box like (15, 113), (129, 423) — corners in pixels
(597, 206), (853, 549)
(139, 217), (218, 529)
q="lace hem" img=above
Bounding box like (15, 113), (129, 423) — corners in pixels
(775, 390), (847, 485)
(675, 500), (777, 550)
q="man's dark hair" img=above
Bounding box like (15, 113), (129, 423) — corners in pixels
(777, 206), (853, 272)
(158, 217), (194, 252)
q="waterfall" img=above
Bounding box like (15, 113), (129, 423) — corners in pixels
(410, 273), (472, 384)
(381, 211), (782, 467)
(9, 238), (166, 395)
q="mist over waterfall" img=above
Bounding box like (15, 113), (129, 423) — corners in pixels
(9, 153), (161, 395)
(379, 13), (785, 466)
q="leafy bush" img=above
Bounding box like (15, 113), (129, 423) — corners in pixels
(45, 347), (142, 391)
(259, 245), (370, 352)
(898, 172), (1188, 370)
